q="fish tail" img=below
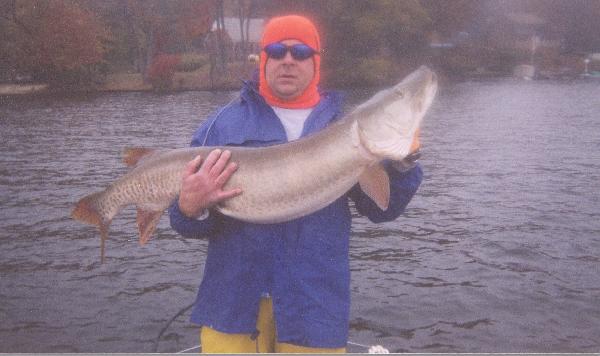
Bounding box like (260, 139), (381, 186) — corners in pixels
(72, 191), (112, 263)
(72, 191), (105, 226)
(100, 224), (108, 263)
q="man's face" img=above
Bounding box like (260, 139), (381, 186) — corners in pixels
(265, 39), (315, 102)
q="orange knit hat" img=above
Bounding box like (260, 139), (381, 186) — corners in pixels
(259, 15), (321, 109)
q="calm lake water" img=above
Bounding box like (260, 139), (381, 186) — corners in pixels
(1, 77), (599, 353)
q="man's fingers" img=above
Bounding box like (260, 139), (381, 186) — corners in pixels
(217, 188), (243, 201)
(215, 162), (238, 187)
(199, 149), (222, 174)
(184, 155), (203, 177)
(409, 128), (421, 153)
(209, 150), (231, 177)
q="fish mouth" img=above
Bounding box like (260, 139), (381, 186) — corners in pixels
(397, 66), (437, 98)
(401, 66), (438, 118)
(355, 66), (438, 160)
(417, 68), (438, 114)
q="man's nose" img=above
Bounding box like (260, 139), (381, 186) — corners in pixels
(282, 51), (296, 63)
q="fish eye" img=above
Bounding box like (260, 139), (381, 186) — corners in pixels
(394, 89), (404, 99)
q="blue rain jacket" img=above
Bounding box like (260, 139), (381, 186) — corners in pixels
(169, 81), (423, 348)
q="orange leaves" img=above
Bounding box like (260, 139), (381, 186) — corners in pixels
(177, 0), (217, 40)
(147, 54), (181, 90)
(25, 1), (110, 72)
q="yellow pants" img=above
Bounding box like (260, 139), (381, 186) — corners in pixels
(200, 298), (346, 353)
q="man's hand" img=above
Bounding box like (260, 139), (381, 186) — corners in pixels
(410, 128), (420, 154)
(393, 128), (422, 172)
(178, 149), (242, 218)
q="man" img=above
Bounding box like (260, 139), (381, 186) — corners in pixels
(169, 15), (423, 353)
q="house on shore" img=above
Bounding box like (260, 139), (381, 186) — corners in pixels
(208, 17), (265, 59)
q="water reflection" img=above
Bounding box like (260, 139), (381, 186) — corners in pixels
(1, 79), (600, 352)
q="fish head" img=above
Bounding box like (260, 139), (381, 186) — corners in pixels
(352, 66), (438, 161)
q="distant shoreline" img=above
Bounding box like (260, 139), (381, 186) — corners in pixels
(0, 83), (50, 96)
(0, 65), (253, 96)
(0, 67), (589, 97)
(0, 81), (242, 96)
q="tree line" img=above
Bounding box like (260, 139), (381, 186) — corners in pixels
(1, 0), (598, 89)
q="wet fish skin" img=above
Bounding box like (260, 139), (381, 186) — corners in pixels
(71, 66), (438, 261)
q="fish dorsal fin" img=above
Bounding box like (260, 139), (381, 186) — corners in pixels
(136, 208), (164, 245)
(123, 147), (158, 167)
(358, 163), (390, 211)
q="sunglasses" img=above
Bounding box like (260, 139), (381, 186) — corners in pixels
(263, 43), (319, 61)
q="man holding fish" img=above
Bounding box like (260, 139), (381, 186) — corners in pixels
(170, 15), (424, 353)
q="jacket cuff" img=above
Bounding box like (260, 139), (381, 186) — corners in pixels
(391, 150), (421, 172)
(195, 209), (210, 221)
(391, 159), (417, 172)
(169, 201), (214, 238)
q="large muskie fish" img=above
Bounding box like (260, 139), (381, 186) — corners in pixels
(72, 66), (438, 261)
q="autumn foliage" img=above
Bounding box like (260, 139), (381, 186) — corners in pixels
(177, 0), (217, 41)
(35, 2), (108, 70)
(6, 0), (110, 87)
(147, 54), (181, 90)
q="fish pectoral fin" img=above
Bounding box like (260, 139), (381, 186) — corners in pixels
(358, 163), (390, 211)
(136, 208), (164, 245)
(123, 147), (158, 167)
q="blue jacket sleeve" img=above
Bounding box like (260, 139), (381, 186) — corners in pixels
(349, 161), (423, 223)
(168, 116), (220, 239)
(168, 202), (217, 239)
